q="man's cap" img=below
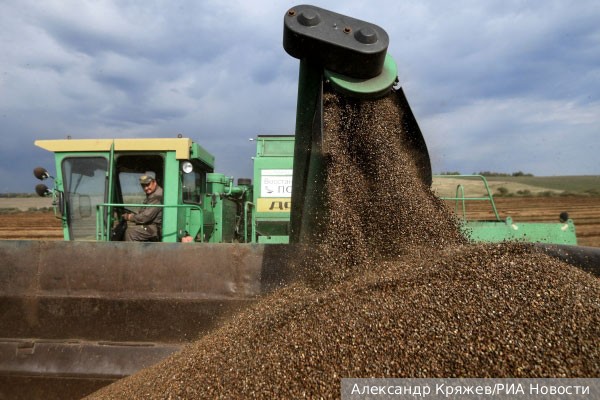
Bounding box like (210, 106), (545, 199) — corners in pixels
(139, 175), (155, 185)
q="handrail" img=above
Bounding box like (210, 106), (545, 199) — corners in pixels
(455, 184), (467, 220)
(96, 203), (204, 242)
(244, 201), (255, 243)
(106, 143), (115, 237)
(434, 174), (502, 221)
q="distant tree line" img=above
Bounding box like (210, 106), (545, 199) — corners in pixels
(438, 171), (534, 177)
(477, 171), (534, 177)
(0, 193), (38, 198)
(437, 171), (462, 175)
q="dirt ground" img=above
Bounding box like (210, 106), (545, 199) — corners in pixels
(0, 212), (63, 240)
(1, 196), (599, 247)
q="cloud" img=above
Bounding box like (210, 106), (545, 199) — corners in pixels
(0, 0), (599, 193)
(424, 97), (600, 175)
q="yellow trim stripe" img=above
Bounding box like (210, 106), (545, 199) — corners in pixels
(34, 138), (193, 159)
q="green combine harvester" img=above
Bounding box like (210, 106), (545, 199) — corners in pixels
(33, 137), (253, 243)
(29, 138), (578, 247)
(31, 135), (297, 245)
(0, 5), (598, 400)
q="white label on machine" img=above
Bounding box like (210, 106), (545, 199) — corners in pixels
(261, 169), (293, 197)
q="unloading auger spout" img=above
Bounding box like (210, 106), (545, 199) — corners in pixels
(284, 5), (432, 244)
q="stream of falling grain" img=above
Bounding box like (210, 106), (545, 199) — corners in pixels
(88, 90), (600, 400)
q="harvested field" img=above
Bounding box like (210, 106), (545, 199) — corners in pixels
(2, 197), (599, 246)
(0, 211), (63, 240)
(86, 90), (599, 399)
(0, 196), (54, 211)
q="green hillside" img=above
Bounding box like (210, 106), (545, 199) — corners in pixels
(433, 175), (600, 198)
(486, 175), (600, 195)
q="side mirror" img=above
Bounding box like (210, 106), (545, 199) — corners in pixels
(35, 184), (52, 197)
(35, 183), (66, 218)
(33, 167), (52, 181)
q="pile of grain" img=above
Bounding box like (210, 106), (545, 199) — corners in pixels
(89, 90), (599, 399)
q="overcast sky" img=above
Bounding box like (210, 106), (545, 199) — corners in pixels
(1, 0), (598, 193)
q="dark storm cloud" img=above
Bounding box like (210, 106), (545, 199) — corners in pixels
(0, 0), (599, 193)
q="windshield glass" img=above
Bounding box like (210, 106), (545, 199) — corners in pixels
(62, 157), (108, 240)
